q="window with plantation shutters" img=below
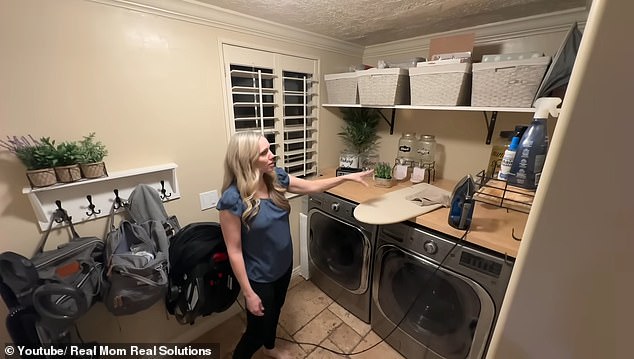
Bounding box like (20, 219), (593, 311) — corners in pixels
(229, 64), (278, 152)
(222, 44), (319, 177)
(281, 70), (317, 177)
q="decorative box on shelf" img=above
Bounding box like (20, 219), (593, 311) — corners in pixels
(473, 170), (535, 214)
(471, 55), (551, 107)
(409, 61), (472, 106)
(23, 163), (180, 231)
(324, 72), (359, 104)
(357, 68), (410, 105)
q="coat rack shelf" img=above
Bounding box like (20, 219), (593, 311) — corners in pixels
(23, 163), (180, 231)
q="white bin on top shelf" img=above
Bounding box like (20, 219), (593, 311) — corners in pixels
(409, 62), (472, 106)
(471, 56), (551, 107)
(357, 68), (410, 105)
(324, 72), (359, 104)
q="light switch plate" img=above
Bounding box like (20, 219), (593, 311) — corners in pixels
(200, 190), (219, 210)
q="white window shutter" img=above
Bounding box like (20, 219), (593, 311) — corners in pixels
(223, 45), (319, 177)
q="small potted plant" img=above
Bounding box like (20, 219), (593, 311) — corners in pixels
(0, 135), (58, 187)
(78, 132), (108, 178)
(373, 161), (394, 188)
(53, 140), (82, 183)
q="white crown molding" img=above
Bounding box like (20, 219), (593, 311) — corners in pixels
(85, 0), (364, 57)
(86, 0), (588, 61)
(364, 7), (590, 59)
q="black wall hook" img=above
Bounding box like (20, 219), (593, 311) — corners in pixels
(113, 189), (124, 209)
(54, 200), (72, 223)
(158, 180), (172, 200)
(85, 195), (101, 216)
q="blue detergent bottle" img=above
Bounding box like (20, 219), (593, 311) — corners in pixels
(508, 97), (562, 189)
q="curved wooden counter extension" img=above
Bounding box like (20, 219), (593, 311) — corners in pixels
(320, 168), (525, 258)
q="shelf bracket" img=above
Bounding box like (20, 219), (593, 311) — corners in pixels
(377, 108), (396, 135)
(482, 111), (498, 144)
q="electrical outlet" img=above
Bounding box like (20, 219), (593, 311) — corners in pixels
(199, 190), (219, 210)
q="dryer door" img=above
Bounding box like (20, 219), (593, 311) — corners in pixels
(308, 209), (372, 294)
(373, 245), (495, 359)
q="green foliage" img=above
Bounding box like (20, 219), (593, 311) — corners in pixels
(54, 140), (82, 166)
(337, 108), (381, 155)
(78, 132), (108, 163)
(374, 161), (393, 179)
(0, 135), (58, 170)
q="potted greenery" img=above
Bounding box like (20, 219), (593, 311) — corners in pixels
(0, 135), (58, 187)
(53, 140), (82, 183)
(373, 161), (395, 188)
(338, 108), (381, 168)
(78, 132), (108, 178)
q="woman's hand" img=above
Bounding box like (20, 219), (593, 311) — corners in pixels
(344, 169), (374, 187)
(245, 292), (265, 316)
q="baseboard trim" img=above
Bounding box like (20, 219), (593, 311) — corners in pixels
(168, 302), (242, 344)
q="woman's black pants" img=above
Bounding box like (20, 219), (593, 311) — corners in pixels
(232, 266), (292, 359)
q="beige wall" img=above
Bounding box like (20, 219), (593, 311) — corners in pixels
(0, 0), (361, 344)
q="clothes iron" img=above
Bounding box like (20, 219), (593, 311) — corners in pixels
(448, 174), (476, 230)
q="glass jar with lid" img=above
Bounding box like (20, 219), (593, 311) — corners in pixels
(397, 133), (417, 162)
(417, 135), (436, 165)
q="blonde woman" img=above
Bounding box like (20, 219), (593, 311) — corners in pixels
(217, 132), (372, 359)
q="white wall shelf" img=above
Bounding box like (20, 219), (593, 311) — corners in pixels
(322, 104), (537, 143)
(23, 163), (180, 231)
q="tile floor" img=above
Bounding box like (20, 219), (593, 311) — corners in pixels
(192, 276), (405, 359)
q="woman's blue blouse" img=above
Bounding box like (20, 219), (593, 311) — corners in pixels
(217, 168), (292, 283)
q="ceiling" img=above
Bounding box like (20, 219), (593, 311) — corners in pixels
(195, 0), (587, 46)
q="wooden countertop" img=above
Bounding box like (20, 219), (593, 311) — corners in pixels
(320, 168), (525, 258)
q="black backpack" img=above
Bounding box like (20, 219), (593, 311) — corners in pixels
(166, 222), (240, 324)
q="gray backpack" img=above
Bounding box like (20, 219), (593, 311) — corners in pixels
(103, 217), (168, 315)
(102, 184), (178, 316)
(0, 203), (104, 342)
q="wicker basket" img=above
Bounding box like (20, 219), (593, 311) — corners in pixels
(55, 164), (82, 183)
(357, 68), (409, 105)
(324, 72), (358, 104)
(409, 62), (471, 106)
(80, 162), (108, 179)
(471, 56), (551, 107)
(26, 168), (57, 188)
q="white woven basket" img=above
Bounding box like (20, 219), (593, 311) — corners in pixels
(409, 63), (471, 106)
(471, 56), (551, 107)
(325, 72), (358, 104)
(357, 68), (410, 105)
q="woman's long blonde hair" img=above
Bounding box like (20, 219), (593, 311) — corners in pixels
(222, 132), (290, 228)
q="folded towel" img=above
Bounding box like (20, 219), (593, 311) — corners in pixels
(405, 183), (451, 207)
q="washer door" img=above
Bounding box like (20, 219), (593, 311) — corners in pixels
(373, 244), (495, 359)
(308, 209), (372, 294)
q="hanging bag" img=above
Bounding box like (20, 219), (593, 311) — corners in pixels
(31, 207), (104, 328)
(0, 204), (104, 342)
(166, 222), (239, 324)
(102, 204), (168, 316)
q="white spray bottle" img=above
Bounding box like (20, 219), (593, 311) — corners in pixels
(508, 97), (562, 189)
